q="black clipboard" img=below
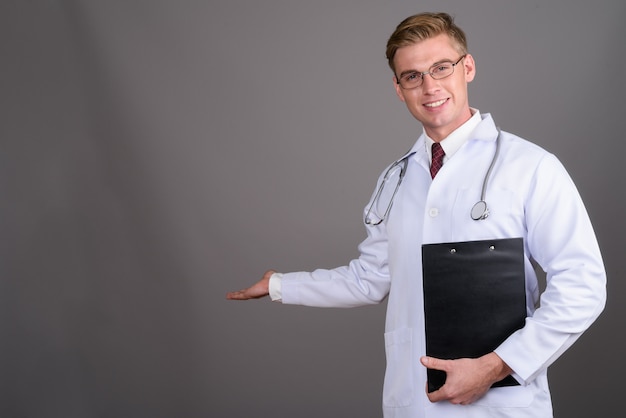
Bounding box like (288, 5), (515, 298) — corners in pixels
(422, 237), (526, 393)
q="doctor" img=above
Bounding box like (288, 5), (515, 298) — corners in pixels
(226, 12), (606, 418)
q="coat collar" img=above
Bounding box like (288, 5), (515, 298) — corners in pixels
(407, 112), (500, 167)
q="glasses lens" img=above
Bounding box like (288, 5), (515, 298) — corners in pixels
(400, 72), (422, 89)
(431, 55), (464, 80)
(430, 63), (454, 80)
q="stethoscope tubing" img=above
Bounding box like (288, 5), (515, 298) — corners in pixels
(470, 129), (501, 221)
(365, 129), (502, 225)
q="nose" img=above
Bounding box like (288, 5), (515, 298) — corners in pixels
(420, 72), (440, 93)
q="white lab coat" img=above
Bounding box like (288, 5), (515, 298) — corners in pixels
(280, 113), (606, 417)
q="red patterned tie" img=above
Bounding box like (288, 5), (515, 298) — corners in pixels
(430, 142), (445, 178)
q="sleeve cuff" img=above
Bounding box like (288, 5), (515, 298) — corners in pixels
(268, 272), (283, 302)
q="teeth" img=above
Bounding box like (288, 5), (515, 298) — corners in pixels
(425, 99), (446, 108)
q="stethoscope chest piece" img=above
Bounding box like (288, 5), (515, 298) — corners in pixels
(471, 200), (489, 220)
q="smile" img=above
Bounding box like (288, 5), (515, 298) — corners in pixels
(424, 99), (447, 108)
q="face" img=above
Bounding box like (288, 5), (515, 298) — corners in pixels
(393, 34), (476, 142)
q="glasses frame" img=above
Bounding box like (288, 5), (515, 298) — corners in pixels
(396, 54), (467, 90)
(365, 152), (416, 225)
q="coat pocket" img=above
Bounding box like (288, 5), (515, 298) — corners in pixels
(383, 328), (415, 407)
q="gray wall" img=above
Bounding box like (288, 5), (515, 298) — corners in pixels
(1, 1), (624, 417)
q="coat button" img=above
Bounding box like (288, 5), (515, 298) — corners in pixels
(429, 208), (439, 217)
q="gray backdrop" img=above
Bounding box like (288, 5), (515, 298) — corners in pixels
(2, 1), (624, 417)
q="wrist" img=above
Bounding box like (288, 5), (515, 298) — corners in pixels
(485, 352), (513, 382)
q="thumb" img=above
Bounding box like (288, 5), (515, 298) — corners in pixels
(421, 356), (448, 371)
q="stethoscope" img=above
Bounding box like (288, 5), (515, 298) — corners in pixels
(365, 129), (501, 225)
(470, 129), (501, 220)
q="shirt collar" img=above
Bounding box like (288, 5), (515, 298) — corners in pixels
(425, 108), (481, 163)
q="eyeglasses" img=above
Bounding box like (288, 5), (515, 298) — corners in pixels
(365, 152), (415, 225)
(396, 55), (466, 89)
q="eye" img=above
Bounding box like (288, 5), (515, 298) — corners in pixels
(403, 72), (420, 82)
(432, 63), (452, 74)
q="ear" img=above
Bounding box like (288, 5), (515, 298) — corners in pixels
(463, 54), (476, 83)
(393, 76), (407, 102)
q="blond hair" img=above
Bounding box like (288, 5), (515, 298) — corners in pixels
(386, 12), (468, 72)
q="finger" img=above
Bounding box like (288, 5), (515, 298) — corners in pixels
(226, 290), (249, 300)
(425, 384), (445, 403)
(421, 356), (448, 372)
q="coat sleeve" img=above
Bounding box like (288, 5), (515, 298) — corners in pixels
(279, 176), (393, 308)
(280, 231), (391, 308)
(494, 153), (607, 384)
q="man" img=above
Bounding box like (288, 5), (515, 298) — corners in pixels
(227, 12), (606, 417)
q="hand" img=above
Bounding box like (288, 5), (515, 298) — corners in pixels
(226, 270), (275, 300)
(421, 352), (513, 405)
